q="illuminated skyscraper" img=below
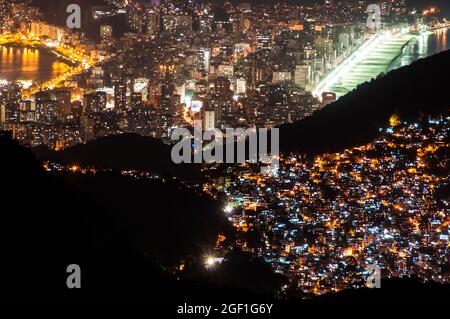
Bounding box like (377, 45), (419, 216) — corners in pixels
(295, 65), (311, 89)
(145, 9), (160, 35)
(0, 103), (5, 130)
(100, 25), (113, 39)
(114, 81), (128, 111)
(203, 110), (215, 131)
(321, 92), (336, 107)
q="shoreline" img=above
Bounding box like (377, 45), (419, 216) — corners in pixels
(328, 33), (417, 97)
(0, 33), (94, 98)
(385, 35), (417, 72)
(0, 42), (77, 67)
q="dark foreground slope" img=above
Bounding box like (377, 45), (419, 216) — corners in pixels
(279, 49), (450, 155)
(2, 132), (450, 302)
(0, 132), (224, 298)
(33, 133), (204, 182)
(1, 131), (286, 299)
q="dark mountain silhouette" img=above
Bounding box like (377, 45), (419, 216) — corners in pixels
(58, 170), (230, 266)
(313, 276), (450, 301)
(279, 49), (450, 155)
(33, 133), (204, 182)
(273, 276), (450, 313)
(2, 131), (450, 302)
(185, 248), (288, 296)
(0, 131), (285, 299)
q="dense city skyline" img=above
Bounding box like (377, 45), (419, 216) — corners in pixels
(1, 0), (450, 307)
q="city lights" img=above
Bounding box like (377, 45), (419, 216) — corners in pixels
(204, 255), (223, 269)
(1, 0), (450, 303)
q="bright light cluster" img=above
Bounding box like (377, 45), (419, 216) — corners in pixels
(313, 32), (389, 99)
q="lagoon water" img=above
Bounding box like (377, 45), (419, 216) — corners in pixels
(0, 45), (69, 83)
